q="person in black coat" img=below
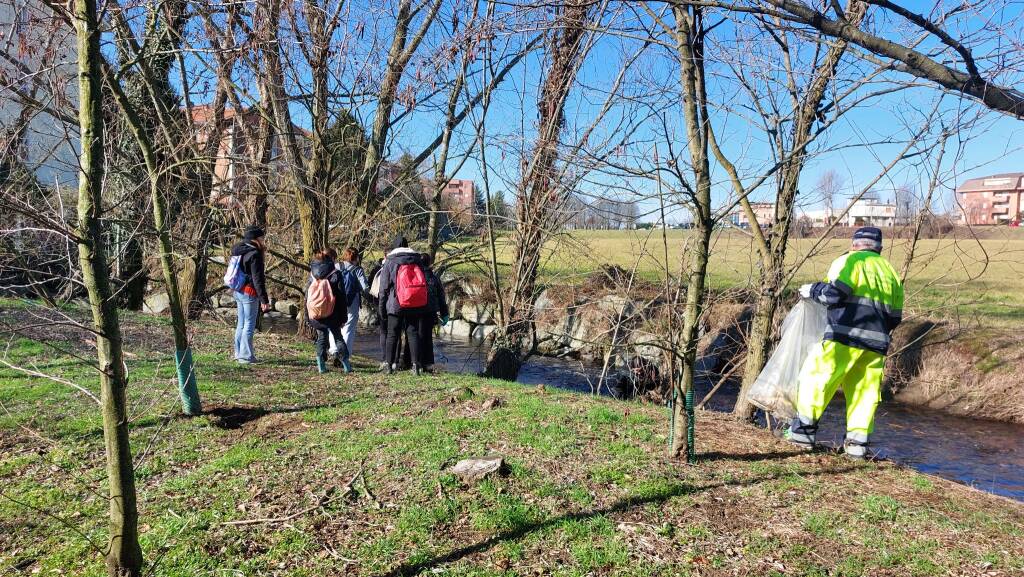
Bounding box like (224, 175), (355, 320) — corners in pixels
(419, 253), (449, 372)
(307, 248), (351, 374)
(376, 235), (430, 375)
(230, 225), (271, 364)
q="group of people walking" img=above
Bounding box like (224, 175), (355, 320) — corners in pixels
(306, 247), (364, 373)
(227, 227), (447, 377)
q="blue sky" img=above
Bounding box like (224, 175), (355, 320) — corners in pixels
(370, 5), (1024, 224)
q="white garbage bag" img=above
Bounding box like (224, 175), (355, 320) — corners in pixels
(747, 299), (828, 419)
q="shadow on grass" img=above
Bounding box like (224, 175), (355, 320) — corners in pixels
(380, 463), (861, 576)
(202, 401), (351, 429)
(65, 400), (354, 438)
(698, 450), (812, 463)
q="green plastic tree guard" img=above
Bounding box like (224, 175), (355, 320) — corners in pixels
(685, 388), (696, 463)
(174, 348), (202, 415)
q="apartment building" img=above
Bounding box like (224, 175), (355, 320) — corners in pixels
(955, 173), (1024, 225)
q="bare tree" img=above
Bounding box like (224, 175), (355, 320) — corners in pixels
(893, 183), (918, 226)
(731, 1), (867, 420)
(816, 169), (844, 222)
(104, 1), (202, 415)
(661, 3), (716, 461)
(901, 134), (949, 281)
(263, 0), (324, 260)
(679, 0), (1024, 117)
(483, 0), (597, 380)
(426, 2), (480, 260)
(72, 0), (143, 572)
(357, 0), (444, 220)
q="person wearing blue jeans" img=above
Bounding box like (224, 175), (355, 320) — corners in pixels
(330, 247), (368, 367)
(308, 248), (351, 373)
(230, 226), (271, 363)
(234, 291), (260, 362)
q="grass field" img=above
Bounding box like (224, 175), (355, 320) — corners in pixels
(449, 228), (1024, 327)
(2, 301), (1023, 576)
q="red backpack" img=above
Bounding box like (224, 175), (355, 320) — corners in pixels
(395, 263), (428, 309)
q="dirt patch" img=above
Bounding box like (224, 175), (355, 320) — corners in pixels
(580, 265), (633, 292)
(205, 404), (269, 429)
(240, 412), (310, 439)
(204, 404), (311, 439)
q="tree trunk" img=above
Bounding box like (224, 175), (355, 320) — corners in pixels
(148, 176), (202, 414)
(358, 0), (443, 221)
(359, 0), (414, 215)
(302, 0), (334, 254)
(483, 221), (546, 379)
(732, 2), (866, 420)
(117, 230), (146, 310)
(73, 0), (144, 573)
(181, 72), (229, 320)
(670, 220), (710, 460)
(184, 216), (213, 319)
(666, 4), (716, 462)
(483, 2), (593, 380)
(263, 0), (323, 260)
(426, 13), (474, 261)
(105, 60), (202, 416)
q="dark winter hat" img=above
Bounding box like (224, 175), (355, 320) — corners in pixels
(243, 225), (266, 241)
(852, 226), (882, 251)
(392, 235), (408, 249)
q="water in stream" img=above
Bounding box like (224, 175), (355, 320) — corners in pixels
(265, 318), (1024, 501)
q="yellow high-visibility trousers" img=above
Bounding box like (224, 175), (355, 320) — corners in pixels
(795, 340), (884, 444)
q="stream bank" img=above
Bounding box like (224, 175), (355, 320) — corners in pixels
(255, 313), (1024, 502)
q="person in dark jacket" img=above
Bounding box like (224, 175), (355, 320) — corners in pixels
(376, 235), (429, 375)
(307, 248), (351, 374)
(419, 253), (450, 373)
(231, 225), (271, 364)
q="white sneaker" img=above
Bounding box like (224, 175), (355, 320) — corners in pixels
(844, 441), (868, 460)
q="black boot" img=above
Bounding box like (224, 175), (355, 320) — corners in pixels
(412, 363), (421, 376)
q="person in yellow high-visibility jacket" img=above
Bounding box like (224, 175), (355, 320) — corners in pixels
(787, 227), (904, 459)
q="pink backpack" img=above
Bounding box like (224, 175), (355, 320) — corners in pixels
(306, 277), (336, 320)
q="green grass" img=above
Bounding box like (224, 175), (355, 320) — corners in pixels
(1, 301), (1022, 575)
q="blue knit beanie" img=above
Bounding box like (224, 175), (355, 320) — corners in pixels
(852, 227), (882, 252)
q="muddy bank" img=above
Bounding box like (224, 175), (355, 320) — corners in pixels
(888, 321), (1024, 424)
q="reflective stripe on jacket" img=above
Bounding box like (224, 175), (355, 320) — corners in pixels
(809, 250), (904, 355)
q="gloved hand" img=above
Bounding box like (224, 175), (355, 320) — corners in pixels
(440, 315), (450, 327)
(798, 284), (814, 299)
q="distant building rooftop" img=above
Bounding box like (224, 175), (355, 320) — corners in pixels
(956, 173), (1024, 193)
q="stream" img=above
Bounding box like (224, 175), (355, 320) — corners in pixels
(266, 318), (1024, 501)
